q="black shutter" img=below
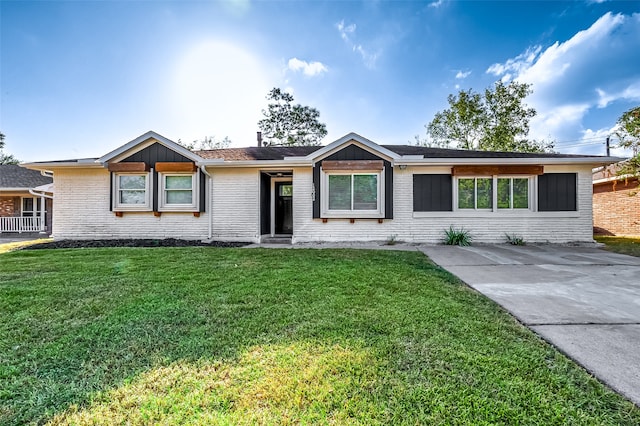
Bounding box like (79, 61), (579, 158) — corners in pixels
(413, 174), (453, 212)
(538, 173), (577, 211)
(385, 165), (393, 219)
(312, 164), (320, 218)
(199, 170), (206, 213)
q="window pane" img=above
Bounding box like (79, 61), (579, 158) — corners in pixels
(477, 178), (493, 209)
(165, 176), (192, 190)
(119, 175), (146, 190)
(120, 190), (146, 204)
(497, 178), (511, 209)
(353, 175), (378, 210)
(22, 198), (34, 211)
(166, 190), (193, 204)
(328, 175), (351, 210)
(513, 178), (529, 208)
(279, 185), (292, 196)
(458, 179), (475, 209)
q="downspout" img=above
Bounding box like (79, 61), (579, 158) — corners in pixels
(200, 165), (213, 240)
(40, 170), (53, 179)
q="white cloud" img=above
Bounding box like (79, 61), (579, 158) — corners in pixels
(335, 20), (381, 69)
(455, 70), (471, 79)
(287, 57), (328, 77)
(428, 0), (445, 8)
(486, 12), (640, 153)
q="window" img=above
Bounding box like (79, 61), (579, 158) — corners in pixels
(497, 178), (529, 209)
(21, 197), (46, 217)
(322, 171), (384, 217)
(113, 173), (151, 211)
(458, 178), (493, 210)
(159, 173), (198, 211)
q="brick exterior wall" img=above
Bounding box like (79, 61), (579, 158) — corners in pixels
(0, 197), (19, 217)
(593, 178), (640, 236)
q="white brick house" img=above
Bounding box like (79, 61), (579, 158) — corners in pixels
(23, 131), (617, 243)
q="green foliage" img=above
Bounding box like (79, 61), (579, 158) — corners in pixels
(179, 135), (232, 151)
(422, 81), (554, 153)
(1, 248), (639, 424)
(444, 226), (473, 246)
(615, 106), (640, 177)
(258, 88), (328, 146)
(0, 132), (20, 164)
(505, 234), (526, 246)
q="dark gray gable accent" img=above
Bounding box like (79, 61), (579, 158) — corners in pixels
(538, 173), (577, 211)
(413, 175), (452, 212)
(121, 142), (192, 166)
(314, 143), (393, 219)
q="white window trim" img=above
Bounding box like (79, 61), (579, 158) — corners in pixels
(158, 172), (199, 212)
(454, 175), (534, 213)
(321, 168), (385, 218)
(496, 176), (533, 211)
(112, 171), (152, 212)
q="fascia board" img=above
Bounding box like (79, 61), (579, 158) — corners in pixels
(202, 160), (312, 168)
(395, 157), (623, 166)
(300, 133), (400, 162)
(98, 131), (203, 164)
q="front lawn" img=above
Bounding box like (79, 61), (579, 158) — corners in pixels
(595, 235), (640, 257)
(1, 247), (638, 425)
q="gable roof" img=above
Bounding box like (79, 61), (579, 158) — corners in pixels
(98, 130), (202, 164)
(0, 165), (53, 190)
(196, 146), (322, 161)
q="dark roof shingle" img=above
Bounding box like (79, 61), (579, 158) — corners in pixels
(0, 165), (53, 189)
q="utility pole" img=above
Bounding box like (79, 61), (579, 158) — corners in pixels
(606, 136), (610, 156)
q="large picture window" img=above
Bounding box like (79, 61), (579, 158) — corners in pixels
(322, 171), (384, 218)
(159, 173), (198, 211)
(113, 173), (151, 211)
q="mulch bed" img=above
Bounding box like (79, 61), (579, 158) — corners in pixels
(22, 239), (249, 250)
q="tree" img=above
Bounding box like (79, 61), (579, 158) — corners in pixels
(0, 132), (20, 165)
(615, 106), (640, 176)
(258, 88), (328, 146)
(421, 81), (554, 153)
(179, 135), (232, 151)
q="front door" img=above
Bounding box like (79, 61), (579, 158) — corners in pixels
(275, 181), (293, 234)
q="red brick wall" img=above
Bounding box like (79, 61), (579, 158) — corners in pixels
(593, 178), (640, 236)
(0, 197), (20, 217)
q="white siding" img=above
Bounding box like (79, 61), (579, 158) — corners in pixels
(51, 164), (594, 244)
(52, 168), (208, 240)
(210, 168), (260, 242)
(292, 164), (594, 244)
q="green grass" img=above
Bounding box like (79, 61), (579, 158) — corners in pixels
(595, 235), (640, 257)
(1, 247), (638, 425)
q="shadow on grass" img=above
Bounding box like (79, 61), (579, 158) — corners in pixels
(1, 248), (639, 425)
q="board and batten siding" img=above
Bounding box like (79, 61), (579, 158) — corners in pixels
(292, 164), (594, 244)
(52, 168), (208, 240)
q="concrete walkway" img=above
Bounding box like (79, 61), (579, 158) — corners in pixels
(420, 244), (640, 406)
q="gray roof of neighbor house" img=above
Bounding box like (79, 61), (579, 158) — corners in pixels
(195, 145), (607, 161)
(0, 165), (53, 189)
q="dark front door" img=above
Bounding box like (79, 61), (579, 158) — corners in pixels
(275, 181), (293, 234)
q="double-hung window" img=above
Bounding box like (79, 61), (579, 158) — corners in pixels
(322, 171), (384, 218)
(113, 173), (152, 211)
(159, 173), (198, 211)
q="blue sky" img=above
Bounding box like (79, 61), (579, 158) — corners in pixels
(1, 0), (639, 161)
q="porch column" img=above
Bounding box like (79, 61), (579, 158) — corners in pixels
(39, 194), (46, 233)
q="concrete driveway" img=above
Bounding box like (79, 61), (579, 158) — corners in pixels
(420, 244), (640, 406)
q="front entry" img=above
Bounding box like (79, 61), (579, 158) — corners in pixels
(275, 181), (293, 234)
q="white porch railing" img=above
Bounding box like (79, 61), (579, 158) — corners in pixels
(0, 216), (43, 233)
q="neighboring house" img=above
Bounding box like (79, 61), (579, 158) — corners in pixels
(0, 164), (53, 235)
(23, 131), (617, 243)
(593, 162), (640, 236)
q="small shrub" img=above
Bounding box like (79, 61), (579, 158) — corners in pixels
(505, 234), (526, 246)
(444, 226), (472, 246)
(385, 234), (398, 245)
